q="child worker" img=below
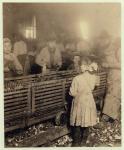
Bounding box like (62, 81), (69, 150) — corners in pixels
(4, 38), (23, 77)
(69, 56), (100, 147)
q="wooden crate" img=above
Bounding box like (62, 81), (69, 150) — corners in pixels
(4, 69), (107, 131)
(27, 79), (66, 126)
(4, 84), (31, 132)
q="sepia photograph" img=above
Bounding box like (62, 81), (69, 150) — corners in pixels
(3, 2), (121, 147)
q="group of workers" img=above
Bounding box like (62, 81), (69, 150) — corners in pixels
(4, 32), (121, 146)
(4, 35), (92, 78)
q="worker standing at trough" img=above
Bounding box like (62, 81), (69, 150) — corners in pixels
(13, 35), (29, 75)
(93, 31), (121, 123)
(101, 37), (121, 123)
(35, 36), (62, 73)
(4, 38), (23, 77)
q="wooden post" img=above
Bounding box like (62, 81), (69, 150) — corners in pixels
(62, 79), (66, 105)
(27, 85), (32, 113)
(31, 84), (35, 113)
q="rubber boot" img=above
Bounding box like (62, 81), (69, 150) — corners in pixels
(72, 126), (82, 147)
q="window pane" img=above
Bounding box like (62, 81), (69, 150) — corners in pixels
(21, 16), (36, 39)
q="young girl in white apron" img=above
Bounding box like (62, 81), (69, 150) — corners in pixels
(69, 57), (100, 146)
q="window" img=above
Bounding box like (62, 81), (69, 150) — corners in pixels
(25, 16), (36, 39)
(18, 16), (36, 39)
